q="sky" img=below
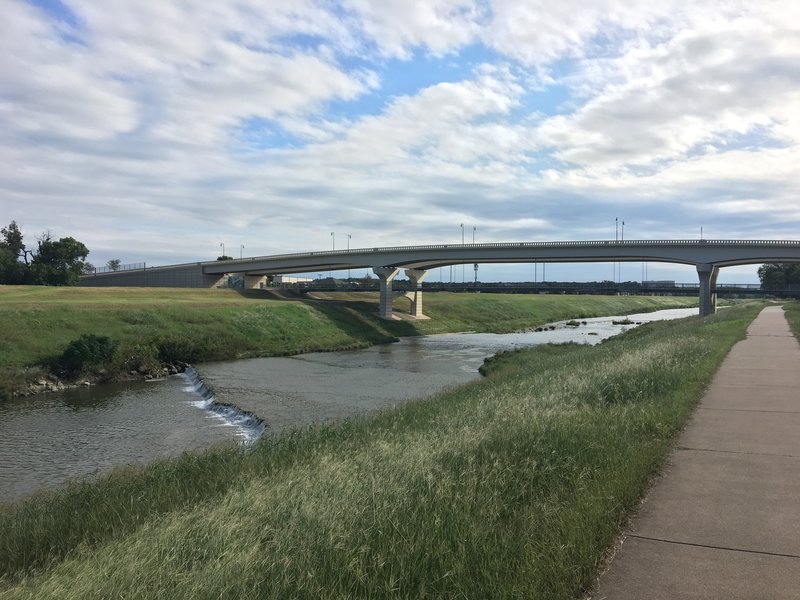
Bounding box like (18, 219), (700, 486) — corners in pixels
(1, 0), (799, 283)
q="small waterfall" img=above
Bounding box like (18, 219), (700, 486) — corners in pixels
(180, 367), (266, 445)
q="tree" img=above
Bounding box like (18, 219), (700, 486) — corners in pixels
(757, 263), (800, 288)
(0, 222), (92, 286)
(1, 221), (27, 263)
(216, 255), (233, 261)
(0, 221), (33, 284)
(31, 234), (90, 286)
(106, 259), (121, 271)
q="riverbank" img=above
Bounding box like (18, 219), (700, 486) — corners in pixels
(0, 286), (696, 399)
(0, 302), (763, 599)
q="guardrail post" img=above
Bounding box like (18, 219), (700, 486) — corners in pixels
(373, 267), (400, 319)
(696, 263), (719, 317)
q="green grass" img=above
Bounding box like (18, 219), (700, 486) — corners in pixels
(319, 290), (699, 336)
(781, 301), (800, 337)
(0, 302), (764, 599)
(0, 286), (696, 398)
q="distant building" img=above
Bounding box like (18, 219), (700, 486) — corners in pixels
(274, 275), (313, 284)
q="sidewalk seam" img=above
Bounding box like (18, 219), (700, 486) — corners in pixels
(626, 534), (800, 560)
(677, 446), (799, 459)
(698, 407), (800, 414)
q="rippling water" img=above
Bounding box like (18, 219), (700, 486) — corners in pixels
(0, 376), (242, 503)
(0, 307), (696, 503)
(200, 307), (698, 435)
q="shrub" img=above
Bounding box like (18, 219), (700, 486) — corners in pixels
(59, 334), (118, 376)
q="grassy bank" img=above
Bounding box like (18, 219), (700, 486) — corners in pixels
(0, 286), (695, 398)
(316, 290), (698, 335)
(0, 302), (762, 599)
(781, 301), (800, 337)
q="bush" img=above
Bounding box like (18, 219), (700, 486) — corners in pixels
(59, 334), (118, 376)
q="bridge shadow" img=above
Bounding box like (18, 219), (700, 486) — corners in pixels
(230, 288), (424, 341)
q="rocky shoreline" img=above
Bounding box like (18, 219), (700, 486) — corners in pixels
(12, 361), (191, 398)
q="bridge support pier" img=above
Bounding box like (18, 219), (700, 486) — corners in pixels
(244, 275), (267, 289)
(697, 263), (719, 317)
(404, 269), (429, 318)
(374, 267), (400, 319)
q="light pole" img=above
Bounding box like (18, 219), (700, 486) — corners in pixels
(220, 242), (225, 259)
(330, 232), (334, 279)
(347, 234), (351, 281)
(614, 217), (618, 282)
(473, 227), (478, 283)
(240, 244), (244, 259)
(620, 221), (625, 282)
(460, 223), (465, 283)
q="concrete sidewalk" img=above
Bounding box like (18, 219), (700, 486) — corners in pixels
(593, 306), (800, 599)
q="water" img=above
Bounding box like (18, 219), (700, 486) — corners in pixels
(198, 307), (698, 433)
(0, 375), (250, 503)
(0, 307), (696, 503)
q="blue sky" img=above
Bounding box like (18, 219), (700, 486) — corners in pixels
(2, 0), (799, 283)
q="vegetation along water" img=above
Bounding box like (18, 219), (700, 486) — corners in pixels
(0, 286), (696, 399)
(0, 289), (766, 599)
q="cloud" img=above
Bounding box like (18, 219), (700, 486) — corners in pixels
(0, 0), (797, 284)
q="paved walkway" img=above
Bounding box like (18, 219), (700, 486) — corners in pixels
(593, 306), (800, 599)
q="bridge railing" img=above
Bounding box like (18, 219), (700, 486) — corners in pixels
(224, 239), (800, 263)
(89, 262), (146, 275)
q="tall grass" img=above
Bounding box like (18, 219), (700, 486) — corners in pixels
(0, 302), (763, 599)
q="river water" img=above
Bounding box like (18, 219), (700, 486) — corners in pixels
(0, 307), (696, 504)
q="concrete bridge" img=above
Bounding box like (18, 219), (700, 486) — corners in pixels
(80, 239), (800, 318)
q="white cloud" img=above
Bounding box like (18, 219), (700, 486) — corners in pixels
(0, 2), (138, 139)
(0, 0), (797, 282)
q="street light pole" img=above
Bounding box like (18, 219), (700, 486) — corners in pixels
(240, 244), (244, 259)
(347, 234), (351, 281)
(460, 223), (465, 283)
(620, 221), (625, 283)
(473, 226), (477, 283)
(614, 217), (618, 282)
(220, 242), (225, 258)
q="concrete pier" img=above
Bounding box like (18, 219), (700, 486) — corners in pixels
(404, 268), (428, 318)
(697, 263), (719, 317)
(373, 267), (399, 320)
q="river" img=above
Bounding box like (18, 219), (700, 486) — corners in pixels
(0, 307), (696, 504)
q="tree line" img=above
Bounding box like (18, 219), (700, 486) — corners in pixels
(0, 221), (91, 286)
(757, 263), (800, 288)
